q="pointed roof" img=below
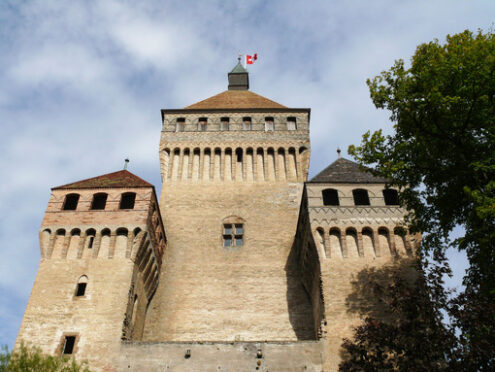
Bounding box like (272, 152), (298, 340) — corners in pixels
(230, 61), (248, 73)
(310, 157), (389, 184)
(52, 170), (153, 190)
(184, 90), (287, 110)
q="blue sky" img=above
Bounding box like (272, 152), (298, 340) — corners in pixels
(0, 0), (493, 348)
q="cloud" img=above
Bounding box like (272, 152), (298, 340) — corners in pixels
(0, 0), (493, 349)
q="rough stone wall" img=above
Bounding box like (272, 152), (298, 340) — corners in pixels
(143, 110), (314, 342)
(117, 341), (324, 371)
(16, 186), (166, 371)
(306, 182), (420, 371)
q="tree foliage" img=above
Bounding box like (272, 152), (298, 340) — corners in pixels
(344, 29), (495, 370)
(0, 344), (91, 372)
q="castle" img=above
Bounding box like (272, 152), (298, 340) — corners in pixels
(15, 61), (418, 371)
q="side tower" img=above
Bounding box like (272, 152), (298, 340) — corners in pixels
(306, 156), (420, 371)
(15, 170), (166, 370)
(145, 61), (319, 342)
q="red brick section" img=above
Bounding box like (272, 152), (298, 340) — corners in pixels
(52, 170), (153, 190)
(184, 90), (287, 109)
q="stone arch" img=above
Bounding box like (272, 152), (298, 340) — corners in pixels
(378, 227), (391, 256)
(329, 228), (342, 258)
(98, 228), (111, 258)
(315, 227), (326, 259)
(394, 226), (408, 255)
(75, 275), (88, 297)
(361, 227), (375, 257)
(345, 227), (359, 258)
(115, 228), (128, 258)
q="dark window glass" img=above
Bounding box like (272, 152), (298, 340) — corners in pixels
(223, 223), (243, 246)
(63, 194), (79, 210)
(91, 193), (107, 210)
(353, 189), (370, 206)
(223, 235), (232, 247)
(119, 193), (136, 209)
(322, 189), (339, 206)
(75, 283), (86, 297)
(383, 189), (399, 205)
(235, 224), (243, 234)
(63, 336), (76, 354)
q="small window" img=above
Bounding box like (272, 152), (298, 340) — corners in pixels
(176, 118), (185, 132)
(63, 194), (80, 210)
(223, 223), (243, 247)
(242, 117), (252, 130)
(221, 117), (230, 131)
(198, 118), (207, 131)
(75, 276), (88, 297)
(62, 336), (76, 354)
(264, 117), (274, 131)
(287, 117), (297, 130)
(322, 189), (339, 206)
(353, 189), (370, 206)
(383, 189), (399, 205)
(120, 192), (136, 209)
(91, 193), (107, 210)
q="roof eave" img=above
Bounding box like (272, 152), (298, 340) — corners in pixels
(161, 108), (311, 121)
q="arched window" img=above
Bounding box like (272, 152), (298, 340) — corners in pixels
(322, 189), (339, 206)
(85, 228), (96, 249)
(352, 189), (370, 206)
(75, 276), (88, 297)
(120, 192), (136, 209)
(62, 194), (80, 210)
(91, 193), (108, 210)
(383, 189), (399, 205)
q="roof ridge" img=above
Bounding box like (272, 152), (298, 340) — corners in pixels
(52, 170), (154, 190)
(184, 90), (287, 110)
(310, 157), (389, 184)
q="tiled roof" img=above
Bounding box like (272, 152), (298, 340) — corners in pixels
(310, 157), (389, 184)
(52, 170), (153, 190)
(184, 90), (287, 109)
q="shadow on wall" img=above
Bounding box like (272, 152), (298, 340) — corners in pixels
(284, 238), (317, 341)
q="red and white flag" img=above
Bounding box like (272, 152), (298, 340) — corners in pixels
(245, 53), (258, 65)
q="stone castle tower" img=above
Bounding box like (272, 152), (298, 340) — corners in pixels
(16, 62), (417, 371)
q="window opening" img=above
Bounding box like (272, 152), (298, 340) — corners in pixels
(383, 189), (399, 205)
(88, 236), (94, 248)
(63, 194), (79, 210)
(287, 117), (297, 130)
(63, 336), (76, 354)
(353, 189), (370, 206)
(322, 189), (339, 206)
(91, 193), (107, 210)
(120, 193), (136, 209)
(176, 118), (185, 132)
(223, 223), (243, 247)
(242, 117), (252, 130)
(221, 117), (230, 131)
(264, 117), (274, 131)
(198, 118), (207, 131)
(75, 283), (86, 297)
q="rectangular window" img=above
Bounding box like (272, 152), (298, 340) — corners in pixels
(176, 118), (185, 132)
(223, 223), (244, 246)
(287, 117), (296, 130)
(264, 117), (274, 131)
(221, 117), (230, 131)
(75, 283), (86, 297)
(198, 118), (207, 131)
(242, 117), (252, 130)
(63, 336), (76, 354)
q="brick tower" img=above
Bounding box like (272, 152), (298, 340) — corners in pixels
(15, 170), (166, 370)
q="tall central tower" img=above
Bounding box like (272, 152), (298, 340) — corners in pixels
(144, 61), (315, 341)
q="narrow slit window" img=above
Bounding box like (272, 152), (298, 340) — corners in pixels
(120, 192), (136, 209)
(63, 194), (80, 211)
(88, 236), (94, 248)
(63, 336), (76, 354)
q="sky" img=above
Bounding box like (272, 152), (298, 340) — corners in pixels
(0, 0), (493, 349)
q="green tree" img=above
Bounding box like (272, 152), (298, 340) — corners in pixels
(346, 29), (495, 370)
(0, 343), (91, 372)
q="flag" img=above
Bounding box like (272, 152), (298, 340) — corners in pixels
(246, 53), (258, 65)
